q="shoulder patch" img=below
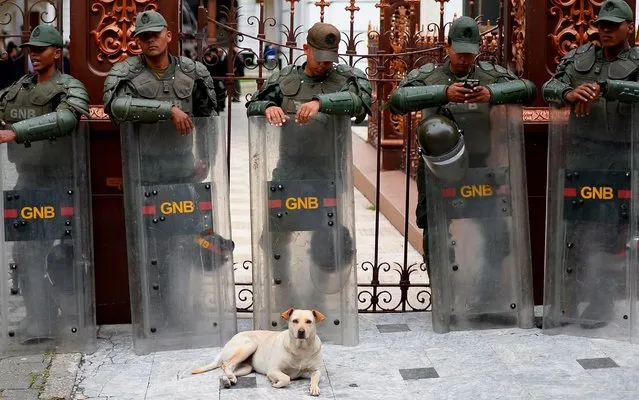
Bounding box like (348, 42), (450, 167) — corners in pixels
(478, 61), (494, 71)
(418, 63), (435, 74)
(630, 47), (639, 60)
(194, 61), (210, 78)
(266, 70), (281, 85)
(494, 64), (508, 74)
(279, 65), (296, 77)
(351, 66), (367, 79)
(108, 61), (130, 77)
(336, 64), (351, 73)
(575, 43), (593, 55)
(179, 56), (196, 73)
(563, 48), (578, 60)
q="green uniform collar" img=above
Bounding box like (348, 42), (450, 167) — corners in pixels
(22, 69), (62, 86)
(442, 59), (474, 82)
(141, 54), (177, 79)
(299, 63), (330, 83)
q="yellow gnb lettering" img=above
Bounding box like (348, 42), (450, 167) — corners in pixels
(460, 185), (493, 198)
(580, 186), (614, 200)
(285, 197), (320, 210)
(21, 206), (55, 219)
(160, 201), (195, 214)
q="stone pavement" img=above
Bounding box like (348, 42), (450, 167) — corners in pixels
(71, 312), (639, 400)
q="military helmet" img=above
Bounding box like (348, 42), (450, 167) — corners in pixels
(416, 114), (462, 156)
(416, 113), (468, 182)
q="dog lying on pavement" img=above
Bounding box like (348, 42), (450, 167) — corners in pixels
(192, 308), (325, 396)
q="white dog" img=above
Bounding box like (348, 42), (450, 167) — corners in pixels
(192, 308), (325, 396)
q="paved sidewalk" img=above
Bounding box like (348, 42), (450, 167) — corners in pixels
(71, 312), (639, 400)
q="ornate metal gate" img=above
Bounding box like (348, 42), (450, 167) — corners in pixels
(3, 0), (618, 321)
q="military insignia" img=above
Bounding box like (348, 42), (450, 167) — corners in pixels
(325, 33), (337, 46)
(463, 27), (473, 38)
(141, 13), (150, 24)
(604, 2), (615, 11)
(32, 27), (40, 38)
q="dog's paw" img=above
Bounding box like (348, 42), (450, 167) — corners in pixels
(310, 385), (320, 396)
(220, 376), (232, 388)
(229, 374), (238, 384)
(272, 380), (287, 388)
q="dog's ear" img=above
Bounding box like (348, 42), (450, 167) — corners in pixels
(280, 307), (295, 321)
(312, 309), (326, 323)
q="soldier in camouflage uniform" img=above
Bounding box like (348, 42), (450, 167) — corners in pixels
(387, 16), (535, 273)
(0, 24), (90, 342)
(386, 16), (536, 328)
(245, 22), (371, 307)
(103, 10), (224, 331)
(542, 0), (639, 330)
(103, 10), (217, 133)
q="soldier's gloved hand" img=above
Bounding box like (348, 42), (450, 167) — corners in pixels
(265, 106), (289, 126)
(464, 86), (491, 103)
(446, 83), (474, 103)
(171, 106), (194, 136)
(0, 129), (16, 144)
(296, 100), (320, 124)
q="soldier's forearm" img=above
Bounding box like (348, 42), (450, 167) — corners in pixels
(12, 109), (78, 144)
(542, 78), (572, 105)
(110, 96), (173, 123)
(246, 100), (277, 116)
(487, 79), (537, 105)
(386, 85), (448, 114)
(602, 79), (639, 102)
(315, 92), (364, 116)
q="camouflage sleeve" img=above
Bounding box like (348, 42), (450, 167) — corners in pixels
(0, 86), (9, 122)
(193, 79), (218, 117)
(385, 64), (449, 114)
(11, 76), (88, 144)
(542, 49), (577, 105)
(314, 65), (372, 123)
(246, 70), (283, 116)
(56, 76), (90, 117)
(193, 61), (218, 116)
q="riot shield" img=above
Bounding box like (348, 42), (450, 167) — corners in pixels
(120, 116), (236, 355)
(0, 122), (96, 355)
(249, 114), (358, 346)
(425, 104), (534, 333)
(544, 104), (635, 341)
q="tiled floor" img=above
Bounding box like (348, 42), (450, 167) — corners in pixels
(72, 312), (639, 400)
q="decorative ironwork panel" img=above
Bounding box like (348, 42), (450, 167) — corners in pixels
(548, 0), (603, 66)
(90, 0), (160, 64)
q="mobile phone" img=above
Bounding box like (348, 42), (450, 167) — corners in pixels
(463, 79), (480, 90)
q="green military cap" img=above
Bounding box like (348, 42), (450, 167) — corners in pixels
(307, 22), (340, 63)
(133, 10), (168, 37)
(448, 16), (480, 55)
(595, 0), (633, 24)
(20, 24), (63, 48)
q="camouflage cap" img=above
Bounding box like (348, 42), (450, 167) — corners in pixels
(307, 23), (340, 63)
(20, 24), (63, 48)
(448, 16), (480, 55)
(133, 10), (168, 37)
(595, 0), (633, 24)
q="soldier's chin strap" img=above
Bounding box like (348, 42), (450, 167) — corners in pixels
(12, 109), (78, 145)
(110, 96), (173, 123)
(601, 79), (639, 103)
(385, 85), (449, 114)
